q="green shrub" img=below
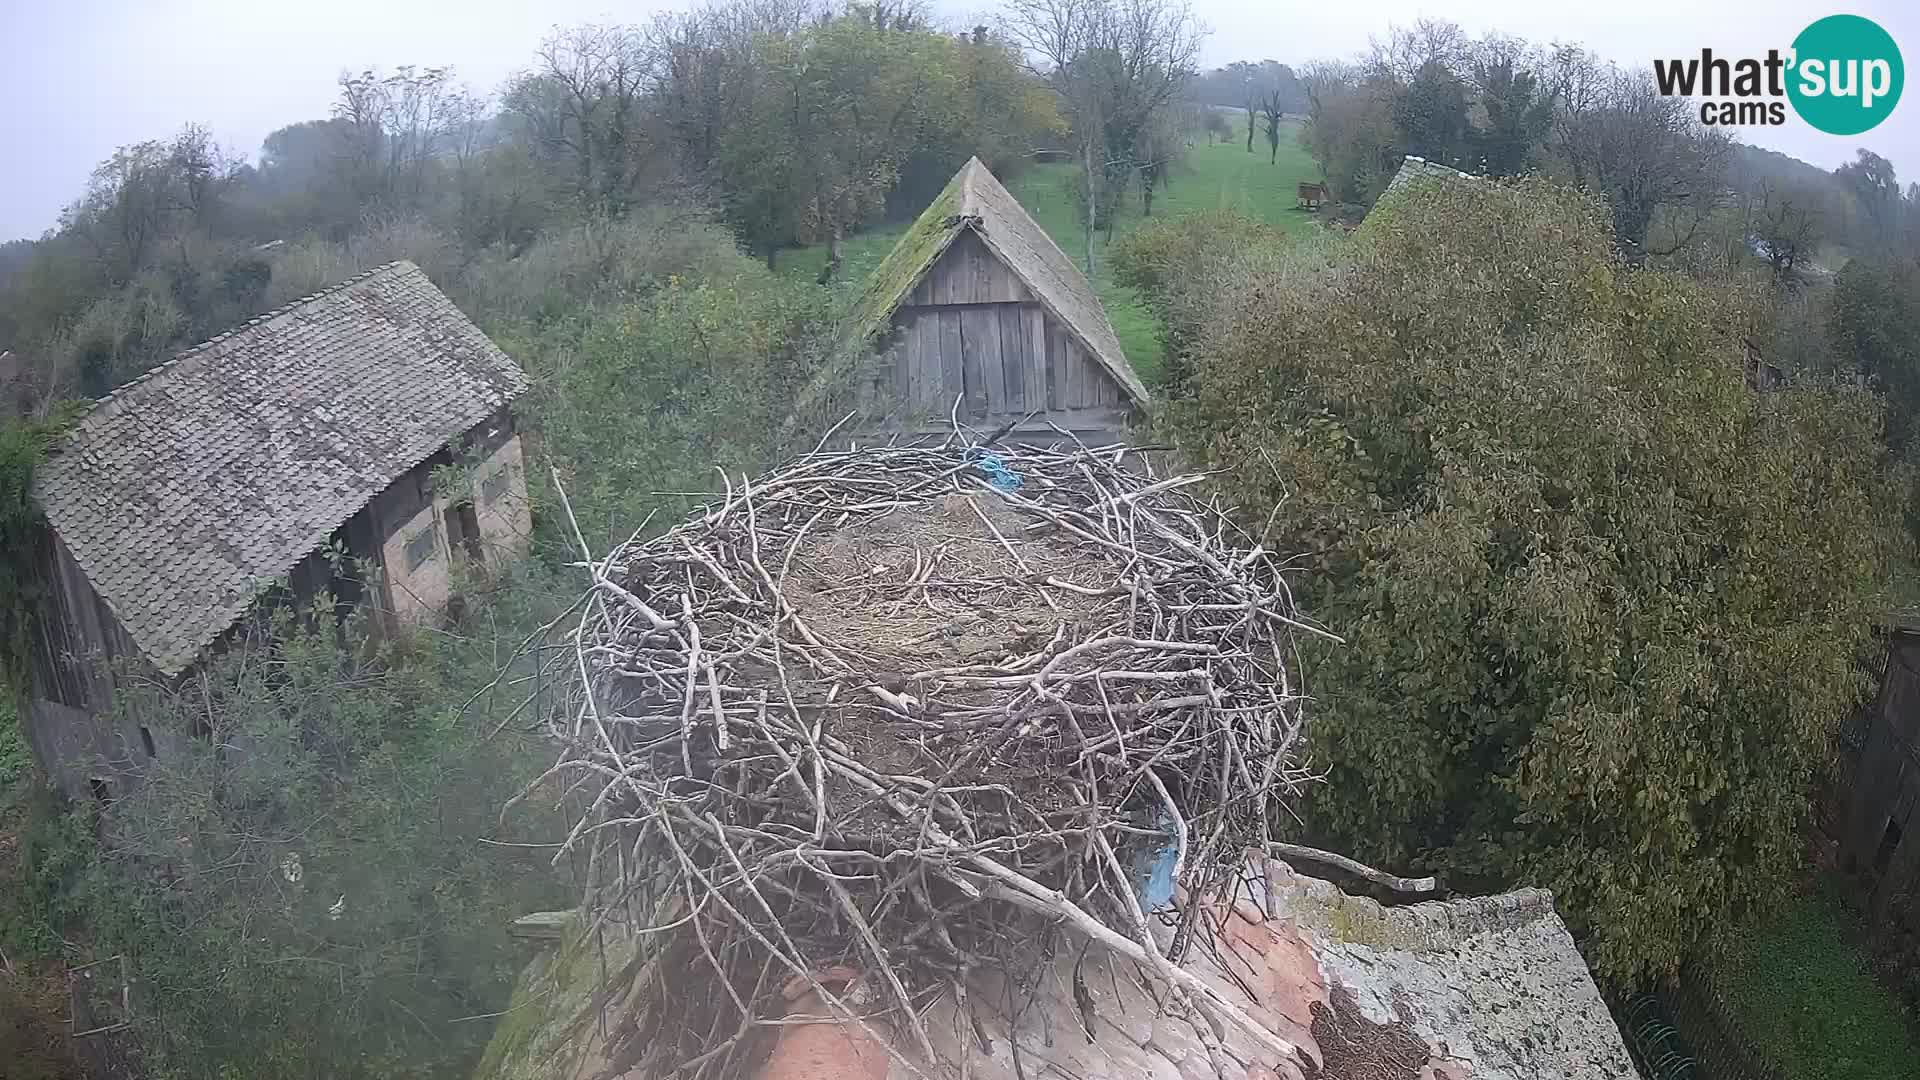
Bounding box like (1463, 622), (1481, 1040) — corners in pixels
(0, 581), (576, 1080)
(1154, 175), (1899, 983)
(0, 781), (96, 962)
(1111, 210), (1332, 391)
(457, 209), (748, 326)
(512, 261), (841, 555)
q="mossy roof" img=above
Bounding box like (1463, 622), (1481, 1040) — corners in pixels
(844, 157), (1148, 407)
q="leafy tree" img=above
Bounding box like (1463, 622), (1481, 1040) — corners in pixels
(1837, 149), (1901, 247)
(1391, 59), (1468, 164)
(1831, 256), (1920, 454)
(1466, 37), (1555, 176)
(1138, 180), (1896, 983)
(1202, 106), (1231, 145)
(1299, 60), (1400, 204)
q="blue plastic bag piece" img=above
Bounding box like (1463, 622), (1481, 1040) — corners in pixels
(1132, 812), (1178, 911)
(1140, 841), (1178, 910)
(970, 449), (1023, 493)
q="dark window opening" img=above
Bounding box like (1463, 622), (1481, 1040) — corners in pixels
(139, 726), (156, 759)
(88, 777), (111, 805)
(445, 503), (484, 564)
(1874, 819), (1904, 875)
(404, 524), (439, 572)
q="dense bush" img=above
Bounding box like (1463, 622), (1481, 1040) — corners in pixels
(1832, 257), (1920, 454)
(1141, 182), (1899, 982)
(509, 256), (843, 554)
(1111, 210), (1329, 391)
(2, 584), (575, 1080)
(456, 209), (746, 326)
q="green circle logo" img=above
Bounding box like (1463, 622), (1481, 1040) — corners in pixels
(1787, 15), (1903, 135)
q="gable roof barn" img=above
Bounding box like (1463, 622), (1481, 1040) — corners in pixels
(845, 156), (1149, 411)
(33, 260), (527, 676)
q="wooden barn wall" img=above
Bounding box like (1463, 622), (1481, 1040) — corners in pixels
(904, 230), (1036, 306)
(22, 527), (161, 799)
(1844, 629), (1920, 929)
(877, 231), (1129, 436)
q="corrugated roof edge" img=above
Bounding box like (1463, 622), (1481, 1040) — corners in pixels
(47, 261), (420, 449)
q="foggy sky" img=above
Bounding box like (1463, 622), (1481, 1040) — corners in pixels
(2, 0), (1917, 242)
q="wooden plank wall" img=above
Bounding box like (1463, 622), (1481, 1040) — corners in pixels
(26, 527), (122, 712)
(880, 229), (1130, 432)
(1846, 631), (1920, 929)
(23, 528), (156, 798)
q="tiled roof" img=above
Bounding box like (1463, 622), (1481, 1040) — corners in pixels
(1380, 154), (1482, 200)
(847, 157), (1149, 407)
(478, 859), (1637, 1080)
(33, 261), (527, 676)
(873, 861), (1636, 1079)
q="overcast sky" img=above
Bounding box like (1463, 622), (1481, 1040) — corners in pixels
(2, 0), (1916, 241)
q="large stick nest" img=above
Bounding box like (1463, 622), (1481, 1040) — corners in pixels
(538, 436), (1327, 1077)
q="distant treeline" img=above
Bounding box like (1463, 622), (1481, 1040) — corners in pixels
(0, 1), (1077, 408)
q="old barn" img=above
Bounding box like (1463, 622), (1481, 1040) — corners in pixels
(22, 261), (532, 800)
(1841, 617), (1920, 931)
(836, 157), (1148, 443)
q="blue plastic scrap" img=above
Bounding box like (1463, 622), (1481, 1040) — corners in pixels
(1132, 813), (1178, 910)
(970, 449), (1023, 493)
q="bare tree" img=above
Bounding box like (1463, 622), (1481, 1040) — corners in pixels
(1366, 19), (1469, 83)
(504, 25), (655, 210)
(1002, 0), (1204, 273)
(166, 125), (229, 225)
(1751, 179), (1825, 280)
(1258, 87), (1287, 164)
(333, 66), (465, 209)
(1546, 53), (1731, 253)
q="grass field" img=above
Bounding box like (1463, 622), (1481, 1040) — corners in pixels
(787, 122), (1322, 382)
(1709, 885), (1918, 1080)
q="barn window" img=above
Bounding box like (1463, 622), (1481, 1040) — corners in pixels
(404, 524), (439, 572)
(480, 466), (511, 506)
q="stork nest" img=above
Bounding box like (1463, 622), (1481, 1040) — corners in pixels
(534, 436), (1327, 1078)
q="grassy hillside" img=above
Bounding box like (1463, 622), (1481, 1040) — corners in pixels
(788, 124), (1322, 382)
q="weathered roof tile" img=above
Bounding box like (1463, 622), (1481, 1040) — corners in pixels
(34, 261), (526, 676)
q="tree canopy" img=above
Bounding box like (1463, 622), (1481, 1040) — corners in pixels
(1122, 178), (1899, 981)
